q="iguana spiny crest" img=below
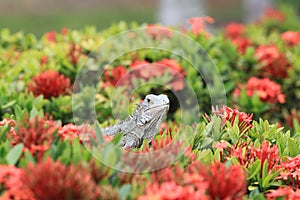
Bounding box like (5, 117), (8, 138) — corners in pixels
(101, 94), (170, 148)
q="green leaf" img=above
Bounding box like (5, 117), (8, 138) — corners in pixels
(118, 184), (131, 200)
(6, 143), (24, 166)
(30, 106), (38, 119)
(71, 138), (82, 163)
(1, 100), (16, 110)
(94, 121), (103, 144)
(261, 160), (268, 181)
(247, 160), (261, 180)
(112, 133), (123, 145)
(101, 142), (118, 166)
(288, 138), (299, 157)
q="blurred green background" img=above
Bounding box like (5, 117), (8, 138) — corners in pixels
(0, 0), (299, 37)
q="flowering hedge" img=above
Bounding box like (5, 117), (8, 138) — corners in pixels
(1, 4), (300, 200)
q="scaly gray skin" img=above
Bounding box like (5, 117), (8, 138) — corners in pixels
(101, 94), (170, 148)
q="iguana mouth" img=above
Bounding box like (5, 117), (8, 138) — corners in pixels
(145, 103), (169, 111)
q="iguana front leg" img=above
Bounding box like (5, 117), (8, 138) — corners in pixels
(101, 123), (122, 135)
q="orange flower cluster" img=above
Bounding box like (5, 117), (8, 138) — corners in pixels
(27, 70), (72, 99)
(255, 45), (291, 78)
(234, 77), (286, 104)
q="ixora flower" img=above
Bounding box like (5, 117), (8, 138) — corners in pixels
(0, 165), (34, 199)
(103, 59), (186, 91)
(69, 42), (82, 65)
(139, 164), (209, 200)
(251, 141), (280, 177)
(230, 37), (252, 54)
(278, 155), (300, 189)
(259, 8), (285, 22)
(21, 158), (101, 200)
(58, 123), (114, 144)
(225, 23), (245, 39)
(27, 70), (72, 99)
(188, 161), (247, 200)
(145, 24), (173, 40)
(234, 77), (286, 104)
(8, 115), (60, 160)
(213, 105), (253, 134)
(0, 118), (16, 127)
(281, 31), (300, 47)
(45, 31), (57, 43)
(188, 16), (214, 36)
(267, 186), (300, 200)
(255, 45), (291, 78)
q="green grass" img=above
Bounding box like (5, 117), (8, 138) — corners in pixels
(1, 9), (155, 37)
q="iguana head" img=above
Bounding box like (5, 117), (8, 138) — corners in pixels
(134, 94), (170, 140)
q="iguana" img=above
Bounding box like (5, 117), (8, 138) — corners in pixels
(101, 94), (170, 148)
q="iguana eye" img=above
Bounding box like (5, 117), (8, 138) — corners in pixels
(146, 98), (151, 103)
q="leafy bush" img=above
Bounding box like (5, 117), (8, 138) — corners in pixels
(1, 4), (300, 200)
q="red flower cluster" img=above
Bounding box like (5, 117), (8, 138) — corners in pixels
(281, 31), (300, 47)
(225, 23), (245, 39)
(278, 155), (300, 189)
(139, 161), (247, 200)
(188, 16), (214, 37)
(234, 77), (286, 104)
(103, 59), (186, 91)
(0, 118), (16, 127)
(40, 56), (48, 66)
(224, 23), (252, 54)
(104, 66), (128, 87)
(255, 45), (291, 78)
(213, 105), (253, 134)
(58, 123), (113, 144)
(267, 186), (300, 200)
(27, 70), (72, 99)
(231, 37), (252, 54)
(188, 161), (247, 200)
(22, 159), (101, 200)
(146, 24), (173, 40)
(139, 164), (208, 200)
(69, 43), (82, 65)
(8, 115), (60, 161)
(225, 141), (280, 173)
(44, 28), (68, 43)
(251, 141), (280, 177)
(45, 31), (57, 43)
(0, 165), (34, 199)
(260, 8), (285, 22)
